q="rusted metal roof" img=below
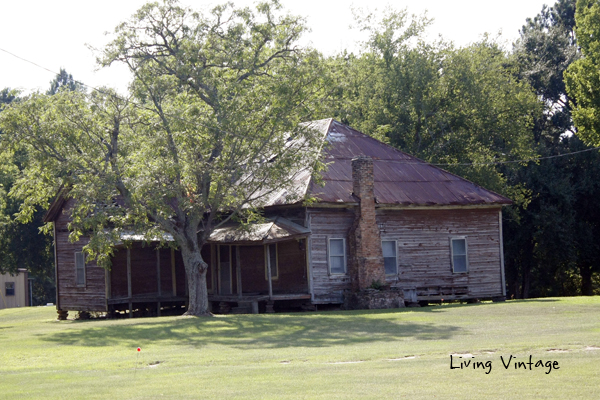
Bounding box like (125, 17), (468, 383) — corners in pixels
(207, 217), (310, 244)
(116, 217), (309, 245)
(45, 119), (511, 223)
(265, 119), (511, 207)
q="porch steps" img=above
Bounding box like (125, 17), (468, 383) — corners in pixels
(230, 305), (253, 314)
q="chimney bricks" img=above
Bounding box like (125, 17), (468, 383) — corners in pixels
(348, 156), (386, 291)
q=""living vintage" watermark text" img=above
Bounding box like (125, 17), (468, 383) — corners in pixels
(450, 354), (560, 375)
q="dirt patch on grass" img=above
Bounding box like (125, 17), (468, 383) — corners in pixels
(147, 361), (162, 368)
(387, 356), (416, 361)
(328, 361), (364, 364)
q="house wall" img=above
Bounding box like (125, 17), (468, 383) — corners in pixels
(308, 208), (355, 303)
(0, 269), (29, 309)
(235, 241), (308, 295)
(238, 245), (268, 294)
(272, 240), (308, 294)
(110, 244), (211, 299)
(55, 199), (106, 312)
(379, 208), (504, 299)
(308, 207), (504, 303)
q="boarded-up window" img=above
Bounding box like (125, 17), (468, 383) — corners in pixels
(382, 240), (397, 275)
(5, 282), (15, 296)
(265, 243), (279, 280)
(328, 238), (346, 274)
(451, 238), (468, 273)
(75, 252), (86, 286)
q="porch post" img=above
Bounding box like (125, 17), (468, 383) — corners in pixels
(105, 268), (111, 310)
(266, 245), (273, 300)
(127, 248), (132, 318)
(305, 237), (312, 297)
(236, 246), (242, 299)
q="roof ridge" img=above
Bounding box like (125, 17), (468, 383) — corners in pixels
(326, 120), (511, 204)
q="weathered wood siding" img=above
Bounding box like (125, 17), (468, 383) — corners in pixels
(308, 207), (504, 303)
(308, 208), (355, 303)
(378, 208), (504, 299)
(55, 199), (106, 312)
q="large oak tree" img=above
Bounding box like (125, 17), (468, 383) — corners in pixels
(0, 0), (326, 316)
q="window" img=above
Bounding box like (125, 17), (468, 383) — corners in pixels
(265, 243), (279, 280)
(382, 240), (398, 275)
(75, 252), (86, 286)
(328, 238), (346, 274)
(450, 238), (468, 273)
(5, 282), (15, 296)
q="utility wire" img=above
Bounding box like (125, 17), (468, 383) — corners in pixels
(426, 146), (600, 166)
(1, 48), (64, 80)
(0, 47), (114, 96)
(2, 46), (600, 168)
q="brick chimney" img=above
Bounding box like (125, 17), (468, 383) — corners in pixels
(348, 156), (386, 291)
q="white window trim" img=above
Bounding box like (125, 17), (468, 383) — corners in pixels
(382, 239), (398, 276)
(75, 251), (86, 287)
(450, 236), (469, 273)
(265, 243), (279, 280)
(5, 282), (15, 296)
(327, 238), (347, 275)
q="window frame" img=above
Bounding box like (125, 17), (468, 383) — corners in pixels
(264, 243), (279, 280)
(75, 251), (86, 287)
(327, 238), (347, 275)
(381, 239), (398, 276)
(5, 282), (15, 296)
(450, 237), (469, 273)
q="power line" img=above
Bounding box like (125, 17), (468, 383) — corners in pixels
(2, 46), (600, 168)
(0, 48), (61, 79)
(0, 47), (110, 95)
(427, 146), (600, 166)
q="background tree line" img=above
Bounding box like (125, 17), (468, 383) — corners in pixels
(0, 0), (598, 305)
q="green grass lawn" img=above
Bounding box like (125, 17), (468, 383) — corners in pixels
(1, 297), (599, 399)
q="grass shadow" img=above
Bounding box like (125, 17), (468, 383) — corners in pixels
(40, 310), (463, 349)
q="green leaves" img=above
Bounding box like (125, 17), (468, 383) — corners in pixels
(565, 0), (600, 146)
(0, 1), (326, 289)
(332, 10), (540, 201)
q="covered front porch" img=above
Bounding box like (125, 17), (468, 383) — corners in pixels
(106, 217), (312, 316)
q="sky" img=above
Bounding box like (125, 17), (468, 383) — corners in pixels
(0, 0), (554, 95)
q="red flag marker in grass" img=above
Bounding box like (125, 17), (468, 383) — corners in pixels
(134, 347), (141, 377)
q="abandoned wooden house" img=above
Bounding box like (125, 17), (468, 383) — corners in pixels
(44, 119), (511, 317)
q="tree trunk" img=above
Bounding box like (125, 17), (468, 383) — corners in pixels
(180, 245), (212, 316)
(580, 265), (593, 296)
